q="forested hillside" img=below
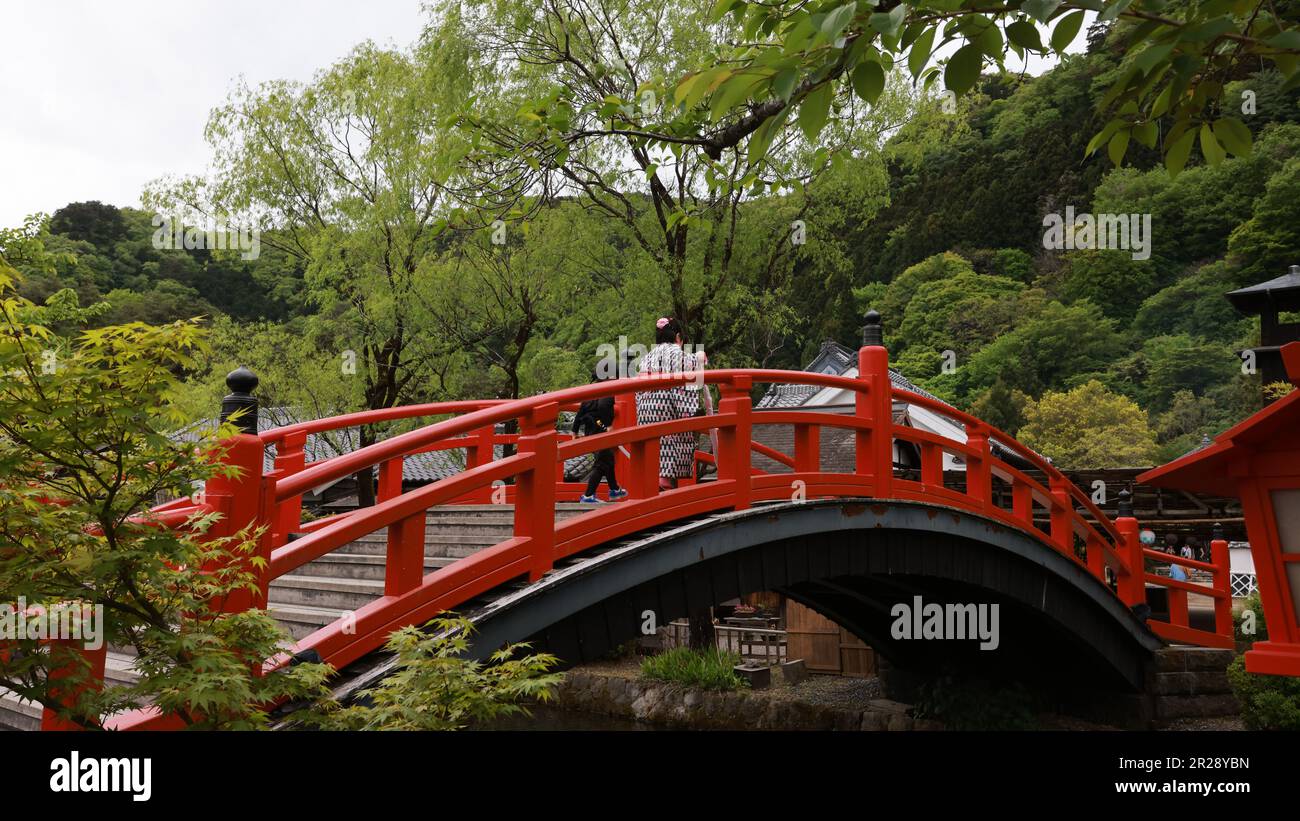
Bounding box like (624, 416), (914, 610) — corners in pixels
(4, 14), (1298, 470)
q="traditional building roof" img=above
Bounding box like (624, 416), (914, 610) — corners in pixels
(755, 340), (951, 410)
(1225, 265), (1300, 313)
(1139, 344), (1300, 497)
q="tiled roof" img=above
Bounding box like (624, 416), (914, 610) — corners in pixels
(755, 340), (953, 410)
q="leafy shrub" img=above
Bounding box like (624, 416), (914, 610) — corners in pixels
(0, 261), (329, 729)
(913, 674), (1038, 730)
(304, 616), (562, 730)
(640, 647), (747, 691)
(1227, 655), (1300, 730)
(1235, 590), (1269, 645)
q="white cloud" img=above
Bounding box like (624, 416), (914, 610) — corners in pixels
(0, 0), (426, 227)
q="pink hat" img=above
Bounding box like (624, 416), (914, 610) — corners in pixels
(656, 317), (671, 329)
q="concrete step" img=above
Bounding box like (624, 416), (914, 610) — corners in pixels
(293, 553), (455, 581)
(0, 649), (139, 731)
(336, 533), (508, 559)
(268, 602), (350, 641)
(0, 687), (43, 731)
(269, 575), (384, 612)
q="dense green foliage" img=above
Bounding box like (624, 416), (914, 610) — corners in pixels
(1227, 655), (1300, 730)
(0, 254), (328, 728)
(304, 617), (562, 730)
(913, 673), (1039, 729)
(640, 647), (749, 690)
(4, 5), (1297, 473)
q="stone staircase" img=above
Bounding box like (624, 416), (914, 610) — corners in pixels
(0, 502), (594, 730)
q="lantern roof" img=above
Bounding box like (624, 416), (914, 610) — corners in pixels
(1226, 265), (1300, 314)
(1138, 342), (1300, 496)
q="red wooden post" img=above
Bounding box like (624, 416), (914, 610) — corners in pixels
(1086, 532), (1105, 579)
(718, 377), (752, 510)
(41, 634), (108, 731)
(466, 424), (496, 503)
(205, 433), (274, 615)
(857, 310), (892, 497)
(1049, 476), (1074, 558)
(1169, 587), (1190, 627)
(1115, 490), (1146, 608)
(1012, 481), (1033, 528)
(1210, 523), (1233, 638)
(385, 512), (426, 596)
(272, 430), (306, 547)
(614, 391), (635, 493)
(378, 456), (403, 502)
(515, 402), (558, 581)
(920, 441), (942, 490)
(966, 423), (992, 512)
(628, 438), (659, 499)
(793, 423), (820, 473)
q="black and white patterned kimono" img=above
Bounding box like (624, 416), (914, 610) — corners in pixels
(636, 342), (703, 479)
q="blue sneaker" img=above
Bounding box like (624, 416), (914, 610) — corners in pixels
(608, 488), (628, 501)
(579, 494), (604, 503)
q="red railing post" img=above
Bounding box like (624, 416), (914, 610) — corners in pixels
(718, 377), (752, 510)
(1115, 489), (1147, 609)
(378, 456), (403, 502)
(516, 402), (558, 581)
(1211, 523), (1233, 638)
(1086, 532), (1105, 579)
(793, 423), (820, 473)
(857, 310), (893, 497)
(966, 423), (992, 512)
(466, 424), (496, 503)
(1012, 481), (1033, 528)
(204, 433), (274, 614)
(272, 430), (306, 546)
(1049, 476), (1074, 559)
(40, 634), (108, 731)
(385, 512), (426, 596)
(614, 391), (636, 493)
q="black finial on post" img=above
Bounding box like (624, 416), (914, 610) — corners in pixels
(1117, 487), (1133, 518)
(221, 366), (259, 435)
(862, 309), (884, 348)
(1212, 522), (1225, 542)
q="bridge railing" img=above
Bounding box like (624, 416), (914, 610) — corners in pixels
(79, 316), (1232, 730)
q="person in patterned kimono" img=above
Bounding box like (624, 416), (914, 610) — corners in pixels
(636, 317), (703, 491)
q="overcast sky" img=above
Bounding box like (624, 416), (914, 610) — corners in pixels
(0, 0), (428, 228)
(0, 2), (1083, 229)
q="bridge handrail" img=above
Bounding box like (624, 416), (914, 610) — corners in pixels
(86, 336), (1233, 732)
(890, 387), (1123, 544)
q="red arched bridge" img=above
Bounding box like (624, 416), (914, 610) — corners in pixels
(36, 321), (1237, 730)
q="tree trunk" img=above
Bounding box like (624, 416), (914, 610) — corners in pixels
(688, 606), (715, 652)
(356, 425), (377, 507)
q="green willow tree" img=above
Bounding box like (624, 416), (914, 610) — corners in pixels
(424, 0), (915, 360)
(146, 43), (462, 505)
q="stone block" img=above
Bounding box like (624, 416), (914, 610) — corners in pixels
(860, 711), (888, 731)
(734, 664), (771, 690)
(1154, 693), (1240, 720)
(781, 658), (809, 686)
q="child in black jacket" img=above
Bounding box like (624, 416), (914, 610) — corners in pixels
(572, 372), (626, 503)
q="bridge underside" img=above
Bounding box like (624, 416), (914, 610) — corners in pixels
(448, 500), (1164, 694)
